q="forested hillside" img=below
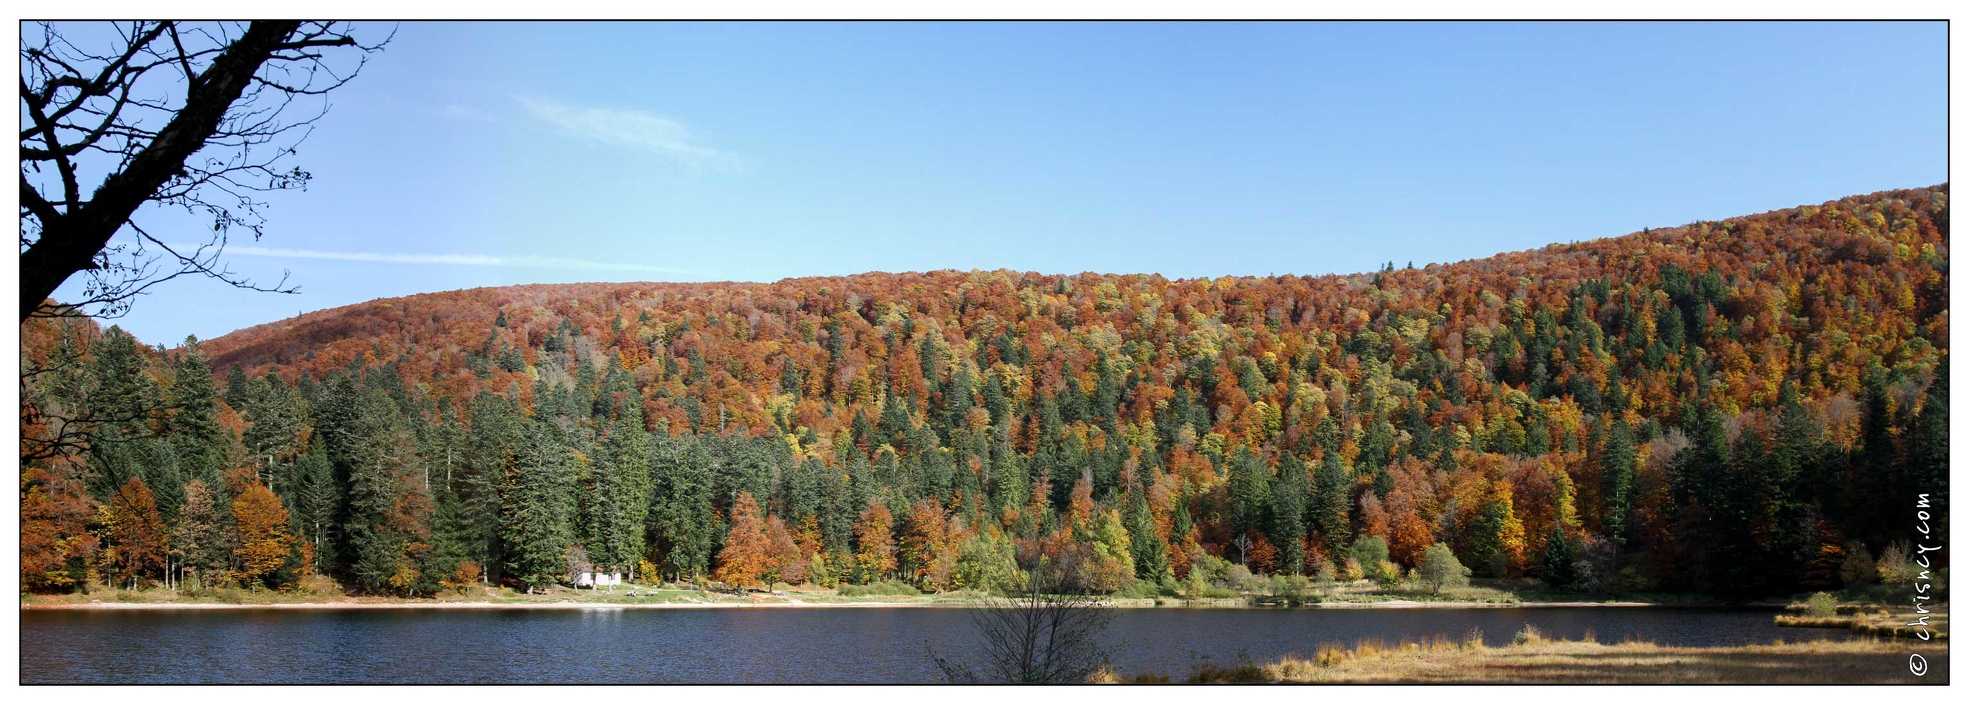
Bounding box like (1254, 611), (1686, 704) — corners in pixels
(21, 186), (1948, 599)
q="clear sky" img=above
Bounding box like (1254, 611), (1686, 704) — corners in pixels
(71, 21), (1947, 345)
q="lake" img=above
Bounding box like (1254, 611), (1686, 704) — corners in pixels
(21, 605), (1829, 683)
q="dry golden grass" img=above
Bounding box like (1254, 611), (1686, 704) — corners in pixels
(1777, 610), (1948, 640)
(1168, 635), (1947, 684)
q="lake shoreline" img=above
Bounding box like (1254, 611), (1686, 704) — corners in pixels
(22, 597), (1672, 611)
(1158, 637), (1945, 684)
(25, 601), (1841, 683)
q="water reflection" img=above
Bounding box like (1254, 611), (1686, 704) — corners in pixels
(23, 606), (1827, 684)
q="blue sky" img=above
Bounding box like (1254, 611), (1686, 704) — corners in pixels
(71, 21), (1947, 345)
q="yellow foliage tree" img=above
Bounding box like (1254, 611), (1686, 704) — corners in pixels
(231, 482), (297, 589)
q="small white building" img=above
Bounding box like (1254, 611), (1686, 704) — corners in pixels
(575, 571), (625, 589)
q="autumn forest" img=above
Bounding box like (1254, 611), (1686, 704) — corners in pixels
(19, 186), (1950, 602)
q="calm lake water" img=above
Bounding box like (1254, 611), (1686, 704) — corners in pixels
(21, 605), (1827, 684)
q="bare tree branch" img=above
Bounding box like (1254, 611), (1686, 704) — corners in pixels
(930, 559), (1116, 683)
(18, 20), (387, 322)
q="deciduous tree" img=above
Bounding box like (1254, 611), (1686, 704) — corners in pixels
(714, 491), (773, 588)
(231, 482), (297, 588)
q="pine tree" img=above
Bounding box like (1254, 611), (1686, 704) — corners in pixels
(459, 391), (522, 583)
(1124, 488), (1171, 582)
(1908, 359), (1948, 535)
(502, 419), (578, 590)
(649, 434), (718, 582)
(90, 326), (160, 438)
(222, 364), (252, 409)
(1538, 523), (1575, 588)
(582, 412), (650, 575)
(289, 444), (339, 573)
(1270, 455), (1309, 575)
(241, 372), (310, 492)
(342, 383), (433, 594)
(1311, 452), (1353, 557)
(1600, 421), (1638, 543)
(1226, 447), (1271, 563)
(427, 491), (475, 589)
(167, 336), (230, 488)
(94, 431), (185, 521)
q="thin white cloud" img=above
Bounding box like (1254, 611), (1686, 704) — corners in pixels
(514, 94), (739, 169)
(214, 244), (693, 275)
(438, 104), (498, 123)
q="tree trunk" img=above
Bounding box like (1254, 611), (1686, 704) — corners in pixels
(19, 21), (304, 322)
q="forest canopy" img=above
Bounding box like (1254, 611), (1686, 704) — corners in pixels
(19, 186), (1949, 599)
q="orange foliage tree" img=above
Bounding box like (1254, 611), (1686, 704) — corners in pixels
(20, 463), (99, 592)
(97, 477), (168, 589)
(764, 515), (806, 587)
(854, 500), (898, 583)
(898, 497), (953, 591)
(714, 491), (773, 588)
(232, 482), (298, 589)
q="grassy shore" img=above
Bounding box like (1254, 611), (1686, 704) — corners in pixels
(1117, 632), (1948, 684)
(19, 576), (1740, 610)
(1774, 601), (1949, 640)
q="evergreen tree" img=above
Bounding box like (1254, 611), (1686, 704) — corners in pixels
(341, 384), (433, 594)
(426, 492), (475, 588)
(90, 326), (160, 438)
(1310, 452), (1353, 557)
(1269, 455), (1309, 575)
(1226, 446), (1272, 560)
(1907, 360), (1948, 536)
(166, 336), (229, 485)
(240, 371), (310, 492)
(583, 410), (651, 575)
(1468, 481), (1525, 578)
(222, 364), (252, 409)
(458, 391), (522, 583)
(1600, 421), (1638, 543)
(1538, 523), (1575, 588)
(289, 444), (339, 572)
(648, 435), (718, 582)
(1124, 488), (1171, 582)
(502, 419), (579, 590)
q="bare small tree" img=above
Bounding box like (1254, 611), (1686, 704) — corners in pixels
(19, 21), (387, 323)
(1230, 533), (1254, 566)
(931, 559), (1115, 684)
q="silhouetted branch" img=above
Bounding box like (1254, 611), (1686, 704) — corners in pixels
(18, 20), (387, 322)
